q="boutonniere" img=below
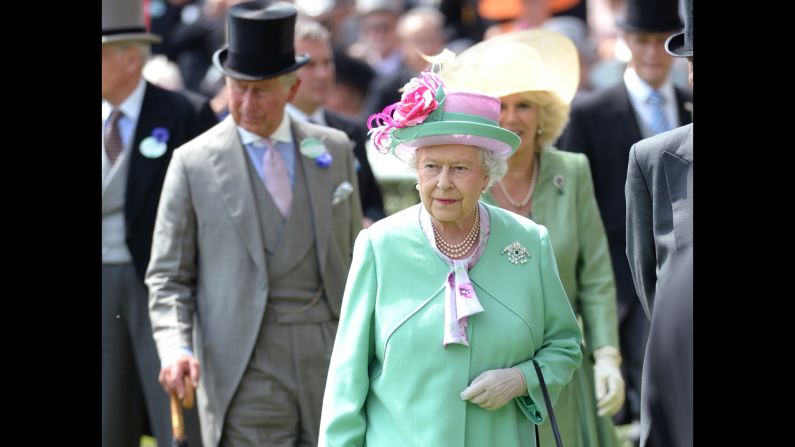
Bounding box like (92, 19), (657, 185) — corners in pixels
(139, 127), (169, 159)
(552, 174), (565, 194)
(300, 137), (333, 168)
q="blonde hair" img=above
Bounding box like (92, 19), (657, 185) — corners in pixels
(521, 90), (570, 150)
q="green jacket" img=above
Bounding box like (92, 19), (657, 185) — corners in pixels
(483, 148), (620, 447)
(319, 203), (583, 447)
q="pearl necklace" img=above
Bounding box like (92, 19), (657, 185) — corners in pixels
(496, 158), (540, 209)
(433, 206), (480, 259)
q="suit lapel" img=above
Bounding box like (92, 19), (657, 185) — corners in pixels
(612, 84), (643, 146)
(663, 125), (693, 200)
(208, 117), (268, 277)
(675, 87), (694, 126)
(293, 121), (332, 277)
(125, 83), (171, 226)
(663, 125), (693, 249)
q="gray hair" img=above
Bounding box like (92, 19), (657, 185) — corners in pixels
(295, 18), (331, 43)
(110, 41), (151, 62)
(405, 146), (507, 189)
(277, 72), (299, 90)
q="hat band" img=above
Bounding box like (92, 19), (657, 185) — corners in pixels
(226, 50), (295, 77)
(103, 26), (148, 36)
(391, 119), (519, 150)
(425, 111), (498, 127)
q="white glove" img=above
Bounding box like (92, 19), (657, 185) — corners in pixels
(593, 346), (625, 417)
(460, 367), (527, 411)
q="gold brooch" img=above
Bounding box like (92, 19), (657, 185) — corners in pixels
(501, 241), (530, 264)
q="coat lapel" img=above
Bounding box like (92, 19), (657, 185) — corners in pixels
(125, 83), (169, 225)
(613, 84), (643, 148)
(675, 87), (694, 126)
(292, 121), (332, 277)
(208, 116), (268, 277)
(663, 125), (693, 250)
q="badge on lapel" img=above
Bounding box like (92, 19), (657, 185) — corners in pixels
(139, 127), (169, 159)
(552, 174), (565, 195)
(300, 137), (333, 168)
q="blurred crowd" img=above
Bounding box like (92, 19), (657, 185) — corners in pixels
(142, 0), (690, 125)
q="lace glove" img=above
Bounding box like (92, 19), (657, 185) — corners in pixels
(593, 346), (625, 416)
(460, 367), (527, 411)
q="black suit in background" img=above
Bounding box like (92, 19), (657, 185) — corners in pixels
(125, 83), (217, 281)
(359, 62), (415, 122)
(324, 109), (385, 221)
(643, 247), (692, 447)
(558, 81), (692, 425)
(103, 81), (217, 447)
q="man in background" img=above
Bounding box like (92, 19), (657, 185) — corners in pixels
(102, 0), (215, 445)
(288, 18), (385, 227)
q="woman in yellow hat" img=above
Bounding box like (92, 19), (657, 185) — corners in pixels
(444, 29), (624, 447)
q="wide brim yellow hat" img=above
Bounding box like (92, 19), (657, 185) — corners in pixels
(442, 29), (579, 105)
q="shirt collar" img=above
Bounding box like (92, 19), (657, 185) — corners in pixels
(235, 111), (293, 146)
(624, 66), (675, 105)
(102, 77), (147, 122)
(286, 103), (326, 126)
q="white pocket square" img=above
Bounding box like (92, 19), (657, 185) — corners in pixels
(332, 181), (354, 205)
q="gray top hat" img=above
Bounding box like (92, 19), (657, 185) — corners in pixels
(102, 0), (161, 44)
(666, 0), (693, 57)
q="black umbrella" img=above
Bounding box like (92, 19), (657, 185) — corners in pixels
(170, 377), (195, 447)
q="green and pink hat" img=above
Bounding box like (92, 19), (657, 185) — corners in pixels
(367, 71), (520, 162)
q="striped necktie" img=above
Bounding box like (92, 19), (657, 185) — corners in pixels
(261, 139), (292, 217)
(104, 109), (124, 164)
(646, 90), (671, 135)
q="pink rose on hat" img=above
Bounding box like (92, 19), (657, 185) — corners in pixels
(393, 72), (442, 127)
(368, 71), (444, 153)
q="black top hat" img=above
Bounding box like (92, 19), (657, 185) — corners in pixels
(212, 1), (310, 81)
(616, 0), (683, 33)
(666, 0), (692, 57)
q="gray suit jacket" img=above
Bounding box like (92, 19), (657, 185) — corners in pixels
(625, 123), (693, 319)
(146, 115), (363, 447)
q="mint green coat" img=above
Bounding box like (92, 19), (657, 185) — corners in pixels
(319, 203), (583, 447)
(483, 148), (621, 447)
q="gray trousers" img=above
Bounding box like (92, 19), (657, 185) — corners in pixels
(102, 264), (203, 447)
(221, 310), (338, 447)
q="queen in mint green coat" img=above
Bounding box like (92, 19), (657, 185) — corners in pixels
(319, 203), (584, 446)
(319, 70), (582, 447)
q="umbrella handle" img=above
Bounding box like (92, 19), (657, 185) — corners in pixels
(170, 376), (195, 441)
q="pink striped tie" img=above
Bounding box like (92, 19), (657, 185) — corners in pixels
(104, 110), (124, 165)
(262, 139), (292, 216)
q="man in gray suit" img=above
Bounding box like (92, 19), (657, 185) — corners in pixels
(146, 2), (363, 446)
(625, 0), (693, 319)
(626, 1), (692, 444)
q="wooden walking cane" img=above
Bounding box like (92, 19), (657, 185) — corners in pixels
(170, 376), (195, 447)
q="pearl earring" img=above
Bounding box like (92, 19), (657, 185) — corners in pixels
(415, 183), (420, 191)
(536, 127), (544, 135)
